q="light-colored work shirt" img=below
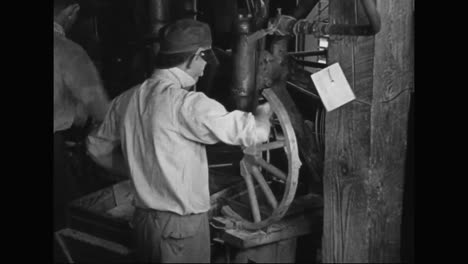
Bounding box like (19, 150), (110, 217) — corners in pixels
(122, 67), (258, 215)
(87, 86), (137, 158)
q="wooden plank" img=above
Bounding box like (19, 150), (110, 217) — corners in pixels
(56, 228), (132, 256)
(221, 212), (321, 249)
(69, 185), (115, 212)
(367, 0), (413, 262)
(322, 0), (374, 262)
(55, 232), (74, 263)
(323, 0), (413, 262)
(233, 238), (297, 263)
(112, 180), (134, 206)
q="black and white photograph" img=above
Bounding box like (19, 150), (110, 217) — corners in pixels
(53, 0), (414, 262)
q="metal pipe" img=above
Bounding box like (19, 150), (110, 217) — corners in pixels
(231, 14), (258, 112)
(271, 0), (381, 37)
(286, 81), (321, 100)
(193, 0), (197, 20)
(148, 0), (171, 56)
(148, 0), (170, 37)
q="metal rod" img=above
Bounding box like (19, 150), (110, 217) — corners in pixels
(286, 81), (321, 100)
(193, 0), (198, 20)
(293, 59), (327, 68)
(55, 232), (74, 263)
(208, 163), (233, 168)
(288, 50), (327, 57)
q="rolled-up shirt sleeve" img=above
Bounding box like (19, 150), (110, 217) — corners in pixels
(87, 132), (117, 158)
(86, 101), (120, 157)
(178, 93), (258, 147)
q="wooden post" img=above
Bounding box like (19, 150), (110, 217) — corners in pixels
(367, 0), (414, 261)
(322, 0), (413, 262)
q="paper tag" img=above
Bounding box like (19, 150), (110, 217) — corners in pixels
(311, 63), (356, 112)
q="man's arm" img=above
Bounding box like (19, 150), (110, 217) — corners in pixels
(88, 146), (129, 179)
(63, 44), (110, 124)
(178, 93), (272, 147)
(253, 102), (273, 143)
(86, 134), (129, 180)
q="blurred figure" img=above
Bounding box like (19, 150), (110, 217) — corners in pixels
(54, 0), (110, 230)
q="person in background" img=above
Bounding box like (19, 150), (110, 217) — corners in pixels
(54, 0), (110, 230)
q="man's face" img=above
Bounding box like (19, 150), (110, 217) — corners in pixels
(187, 47), (211, 82)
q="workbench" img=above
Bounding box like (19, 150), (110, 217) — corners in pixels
(54, 145), (323, 263)
(210, 193), (323, 263)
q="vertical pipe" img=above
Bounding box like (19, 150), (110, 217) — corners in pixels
(193, 0), (198, 20)
(148, 0), (171, 56)
(231, 14), (258, 112)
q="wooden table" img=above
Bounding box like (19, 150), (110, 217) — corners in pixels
(210, 194), (323, 263)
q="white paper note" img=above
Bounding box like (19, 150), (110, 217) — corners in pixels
(311, 63), (356, 112)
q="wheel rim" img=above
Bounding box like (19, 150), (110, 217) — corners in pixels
(222, 87), (301, 230)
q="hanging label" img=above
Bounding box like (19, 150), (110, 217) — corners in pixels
(311, 62), (356, 112)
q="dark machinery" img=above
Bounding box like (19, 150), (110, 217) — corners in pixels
(213, 0), (380, 232)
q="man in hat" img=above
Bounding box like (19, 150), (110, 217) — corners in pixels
(112, 19), (272, 262)
(54, 0), (109, 230)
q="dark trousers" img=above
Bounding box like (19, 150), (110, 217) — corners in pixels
(54, 125), (123, 231)
(53, 131), (81, 230)
(132, 208), (211, 263)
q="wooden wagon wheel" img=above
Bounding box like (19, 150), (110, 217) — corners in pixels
(222, 87), (302, 230)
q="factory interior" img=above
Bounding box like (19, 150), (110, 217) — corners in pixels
(53, 0), (414, 263)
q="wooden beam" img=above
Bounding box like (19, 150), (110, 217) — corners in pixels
(323, 0), (413, 262)
(367, 0), (413, 261)
(322, 0), (374, 262)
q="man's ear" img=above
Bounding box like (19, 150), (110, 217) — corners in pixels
(71, 4), (80, 16)
(63, 3), (80, 18)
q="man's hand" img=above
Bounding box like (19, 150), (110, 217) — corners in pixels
(254, 102), (273, 121)
(254, 102), (273, 143)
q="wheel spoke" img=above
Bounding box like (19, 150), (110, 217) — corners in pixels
(251, 166), (278, 209)
(257, 140), (285, 152)
(244, 169), (262, 222)
(255, 157), (287, 181)
(221, 205), (244, 221)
